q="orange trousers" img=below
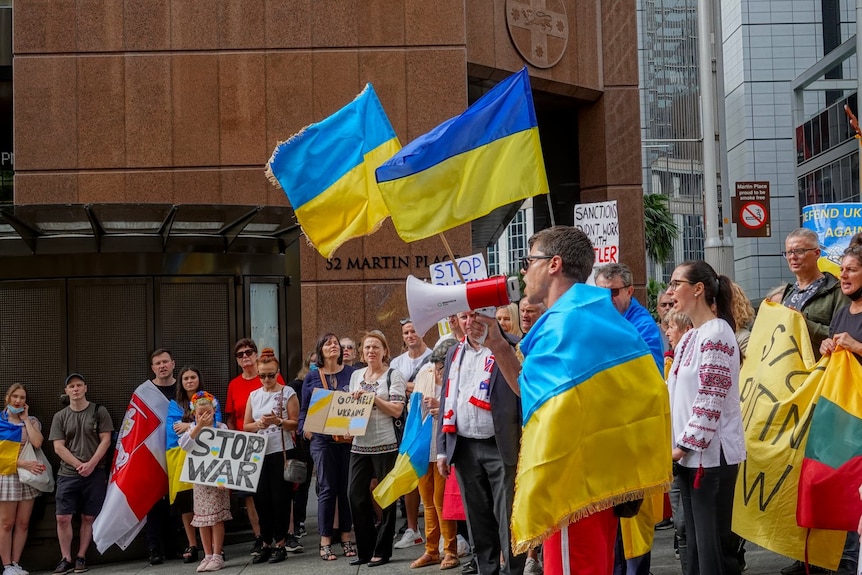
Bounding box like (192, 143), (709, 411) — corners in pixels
(417, 463), (458, 558)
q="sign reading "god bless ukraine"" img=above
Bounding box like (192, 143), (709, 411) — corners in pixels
(180, 428), (269, 492)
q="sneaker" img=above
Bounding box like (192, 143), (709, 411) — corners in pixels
(780, 560), (830, 575)
(394, 528), (424, 549)
(284, 535), (303, 553)
(296, 522), (307, 538)
(3, 566), (18, 575)
(250, 536), (264, 556)
(196, 557), (213, 573)
(456, 535), (470, 558)
(268, 546), (287, 564)
(11, 563), (28, 575)
(52, 559), (74, 575)
(525, 557), (543, 575)
(204, 554), (224, 572)
(252, 547), (271, 564)
(654, 518), (674, 530)
(73, 557), (87, 573)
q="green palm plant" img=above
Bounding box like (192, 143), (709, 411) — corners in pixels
(643, 193), (679, 264)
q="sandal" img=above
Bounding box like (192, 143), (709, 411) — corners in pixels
(440, 554), (460, 570)
(411, 553), (440, 569)
(183, 545), (199, 564)
(319, 544), (337, 561)
(341, 540), (357, 557)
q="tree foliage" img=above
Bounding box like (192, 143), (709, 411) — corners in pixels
(643, 193), (680, 265)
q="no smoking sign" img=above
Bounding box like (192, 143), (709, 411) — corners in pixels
(732, 181), (771, 238)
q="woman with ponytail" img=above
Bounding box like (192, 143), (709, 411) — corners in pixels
(243, 348), (299, 565)
(665, 260), (745, 575)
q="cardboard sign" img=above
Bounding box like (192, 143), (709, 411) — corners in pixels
(180, 428), (268, 492)
(574, 200), (619, 265)
(303, 389), (374, 436)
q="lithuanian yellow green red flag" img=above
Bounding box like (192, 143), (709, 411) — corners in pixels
(512, 284), (672, 553)
(732, 302), (844, 570)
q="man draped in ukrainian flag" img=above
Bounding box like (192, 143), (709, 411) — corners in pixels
(478, 226), (672, 575)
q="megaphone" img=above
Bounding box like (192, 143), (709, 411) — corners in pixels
(406, 275), (521, 335)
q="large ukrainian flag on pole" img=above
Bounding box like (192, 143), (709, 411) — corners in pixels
(375, 67), (549, 242)
(513, 284), (672, 553)
(266, 84), (400, 259)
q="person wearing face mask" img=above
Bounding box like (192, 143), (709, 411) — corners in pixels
(0, 384), (44, 575)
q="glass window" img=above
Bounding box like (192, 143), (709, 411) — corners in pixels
(796, 125), (806, 165)
(812, 114), (821, 157)
(487, 244), (499, 276)
(829, 103), (840, 149)
(821, 164), (833, 203)
(804, 121), (813, 161)
(506, 210), (528, 275)
(840, 156), (852, 201)
(852, 151), (860, 202)
(819, 111), (830, 154)
(250, 283), (279, 358)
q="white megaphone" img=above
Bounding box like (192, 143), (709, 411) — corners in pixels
(406, 274), (521, 335)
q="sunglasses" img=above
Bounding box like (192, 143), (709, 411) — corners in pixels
(259, 372), (278, 380)
(235, 349), (255, 358)
(342, 344), (354, 350)
(399, 317), (412, 325)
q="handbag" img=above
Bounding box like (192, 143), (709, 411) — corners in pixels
(279, 389), (308, 484)
(18, 442), (55, 493)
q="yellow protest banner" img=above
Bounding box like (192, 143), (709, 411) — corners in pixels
(733, 302), (844, 569)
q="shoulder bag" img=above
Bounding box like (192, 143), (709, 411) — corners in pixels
(18, 442), (55, 493)
(280, 389), (307, 483)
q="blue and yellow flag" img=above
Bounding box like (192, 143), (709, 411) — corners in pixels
(0, 415), (22, 476)
(372, 392), (433, 509)
(166, 398), (222, 503)
(513, 284), (672, 553)
(375, 67), (549, 242)
(266, 84), (401, 258)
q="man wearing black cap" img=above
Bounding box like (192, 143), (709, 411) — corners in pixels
(49, 374), (114, 575)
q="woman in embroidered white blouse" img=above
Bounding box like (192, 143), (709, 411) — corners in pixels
(345, 330), (406, 568)
(666, 260), (746, 575)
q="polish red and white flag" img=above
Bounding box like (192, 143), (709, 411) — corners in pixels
(93, 380), (169, 553)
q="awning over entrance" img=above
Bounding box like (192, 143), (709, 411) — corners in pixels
(0, 204), (300, 256)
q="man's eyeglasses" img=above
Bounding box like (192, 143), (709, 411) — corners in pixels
(521, 254), (554, 271)
(782, 248), (818, 259)
(235, 349), (255, 358)
(259, 372), (278, 380)
(667, 279), (695, 291)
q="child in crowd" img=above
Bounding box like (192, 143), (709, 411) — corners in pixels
(179, 392), (233, 572)
(662, 310), (693, 378)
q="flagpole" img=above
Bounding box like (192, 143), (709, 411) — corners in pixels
(438, 233), (467, 283)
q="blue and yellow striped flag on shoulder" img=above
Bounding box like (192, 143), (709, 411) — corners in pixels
(375, 67), (549, 242)
(513, 284), (672, 553)
(0, 415), (21, 475)
(266, 84), (401, 259)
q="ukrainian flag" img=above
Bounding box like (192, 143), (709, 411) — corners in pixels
(375, 67), (549, 242)
(372, 392), (433, 509)
(266, 84), (401, 259)
(166, 399), (222, 503)
(0, 416), (21, 476)
(512, 284), (672, 553)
